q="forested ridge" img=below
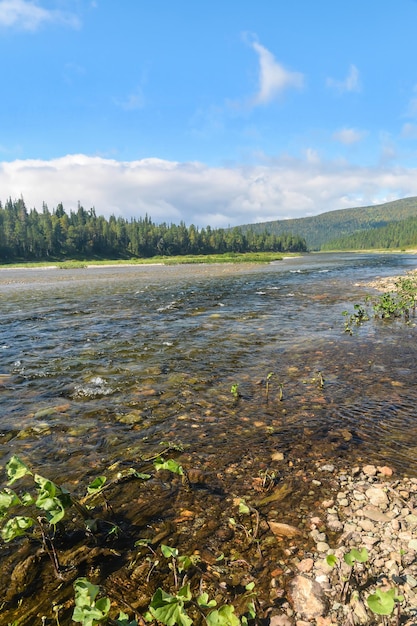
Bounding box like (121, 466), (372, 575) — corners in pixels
(239, 196), (417, 250)
(321, 214), (417, 250)
(0, 198), (307, 262)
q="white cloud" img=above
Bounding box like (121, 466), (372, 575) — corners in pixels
(333, 128), (366, 145)
(326, 64), (361, 94)
(250, 41), (304, 106)
(0, 0), (80, 31)
(1, 154), (417, 227)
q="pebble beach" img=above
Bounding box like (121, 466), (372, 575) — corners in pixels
(275, 464), (417, 625)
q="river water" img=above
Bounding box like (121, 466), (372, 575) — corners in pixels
(2, 253), (417, 624)
(1, 252), (417, 484)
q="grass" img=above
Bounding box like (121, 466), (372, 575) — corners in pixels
(0, 251), (295, 270)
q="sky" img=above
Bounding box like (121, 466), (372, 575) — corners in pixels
(1, 1), (417, 228)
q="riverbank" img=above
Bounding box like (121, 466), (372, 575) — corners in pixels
(273, 463), (417, 625)
(359, 268), (417, 292)
(0, 251), (291, 270)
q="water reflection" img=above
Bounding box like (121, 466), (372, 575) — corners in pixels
(1, 253), (417, 483)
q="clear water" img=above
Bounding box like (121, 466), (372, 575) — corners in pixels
(1, 253), (417, 485)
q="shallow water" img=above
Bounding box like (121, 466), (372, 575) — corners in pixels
(1, 253), (417, 485)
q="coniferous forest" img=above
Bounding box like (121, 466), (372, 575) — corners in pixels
(0, 198), (307, 262)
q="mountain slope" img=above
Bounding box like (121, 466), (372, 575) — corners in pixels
(239, 196), (417, 250)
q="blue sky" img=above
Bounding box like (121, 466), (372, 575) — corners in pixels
(1, 1), (417, 227)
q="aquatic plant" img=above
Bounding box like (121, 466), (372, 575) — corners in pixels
(230, 383), (240, 401)
(342, 304), (370, 334)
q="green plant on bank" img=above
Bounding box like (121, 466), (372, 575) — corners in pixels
(343, 273), (417, 333)
(73, 578), (137, 626)
(0, 454), (184, 578)
(144, 541), (257, 626)
(326, 547), (404, 619)
(145, 582), (255, 626)
(99, 539), (255, 625)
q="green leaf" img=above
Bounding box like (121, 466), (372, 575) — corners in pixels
(366, 588), (400, 616)
(21, 491), (35, 506)
(246, 600), (256, 619)
(161, 544), (179, 559)
(125, 468), (151, 480)
(206, 605), (240, 626)
(1, 516), (34, 542)
(0, 488), (21, 513)
(177, 554), (199, 572)
(6, 455), (32, 485)
(148, 587), (192, 626)
(238, 500), (250, 515)
(74, 577), (100, 603)
(34, 474), (72, 523)
(72, 578), (110, 626)
(153, 458), (184, 476)
(344, 547), (368, 566)
(87, 476), (107, 494)
(177, 584), (192, 602)
(115, 612), (138, 626)
(326, 554), (338, 568)
(134, 538), (152, 548)
(197, 592), (217, 609)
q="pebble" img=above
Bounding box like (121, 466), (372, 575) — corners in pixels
(287, 464), (417, 625)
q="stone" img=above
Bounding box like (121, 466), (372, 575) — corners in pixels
(362, 464), (377, 476)
(316, 542), (330, 553)
(377, 465), (393, 476)
(271, 452), (285, 461)
(365, 486), (389, 508)
(287, 575), (329, 619)
(357, 518), (376, 532)
(296, 558), (314, 573)
(269, 616), (294, 626)
(355, 506), (390, 523)
(319, 464), (335, 472)
(269, 521), (302, 538)
(322, 499), (334, 508)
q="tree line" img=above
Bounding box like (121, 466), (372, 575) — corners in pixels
(321, 215), (417, 250)
(0, 198), (307, 262)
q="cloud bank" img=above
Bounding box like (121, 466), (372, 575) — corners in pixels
(1, 154), (417, 227)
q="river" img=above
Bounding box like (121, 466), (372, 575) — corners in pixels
(1, 253), (417, 481)
(1, 252), (417, 624)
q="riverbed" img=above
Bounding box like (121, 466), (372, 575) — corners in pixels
(1, 253), (417, 624)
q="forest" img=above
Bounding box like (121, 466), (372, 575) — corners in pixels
(240, 196), (417, 250)
(0, 198), (307, 262)
(321, 214), (417, 250)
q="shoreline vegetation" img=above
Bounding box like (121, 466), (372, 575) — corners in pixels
(0, 251), (297, 270)
(2, 247), (417, 272)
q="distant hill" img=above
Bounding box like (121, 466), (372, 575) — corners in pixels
(239, 196), (417, 250)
